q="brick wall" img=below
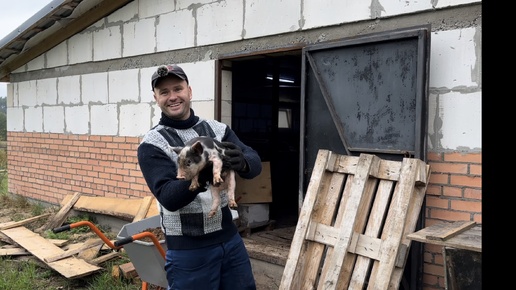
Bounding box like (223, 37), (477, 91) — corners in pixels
(422, 151), (482, 289)
(7, 132), (150, 205)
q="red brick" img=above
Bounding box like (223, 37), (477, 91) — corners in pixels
(450, 199), (481, 212)
(442, 186), (462, 197)
(430, 162), (468, 174)
(429, 209), (471, 221)
(429, 173), (449, 185)
(444, 152), (481, 163)
(450, 175), (481, 188)
(425, 196), (449, 209)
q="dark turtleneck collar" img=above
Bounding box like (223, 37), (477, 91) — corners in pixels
(159, 109), (199, 129)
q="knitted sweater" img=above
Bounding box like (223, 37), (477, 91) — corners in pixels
(137, 109), (262, 250)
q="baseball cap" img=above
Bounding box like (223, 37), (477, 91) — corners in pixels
(151, 64), (189, 89)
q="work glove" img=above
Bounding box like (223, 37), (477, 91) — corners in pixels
(221, 142), (248, 173)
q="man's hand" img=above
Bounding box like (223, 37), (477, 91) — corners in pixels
(221, 142), (247, 173)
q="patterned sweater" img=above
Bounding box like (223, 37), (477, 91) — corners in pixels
(137, 109), (262, 250)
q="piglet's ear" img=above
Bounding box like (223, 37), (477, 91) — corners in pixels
(170, 146), (183, 154)
(191, 141), (204, 155)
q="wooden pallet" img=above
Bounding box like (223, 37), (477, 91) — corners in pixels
(279, 150), (430, 290)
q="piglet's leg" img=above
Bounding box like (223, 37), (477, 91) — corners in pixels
(227, 170), (237, 208)
(209, 185), (221, 218)
(189, 176), (200, 191)
(210, 154), (224, 186)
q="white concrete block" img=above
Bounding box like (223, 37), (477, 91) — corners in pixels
(107, 0), (138, 22)
(7, 107), (23, 131)
(157, 9), (195, 52)
(430, 28), (480, 88)
(91, 104), (119, 135)
(27, 53), (45, 71)
(151, 103), (161, 127)
(69, 32), (93, 64)
(123, 18), (156, 57)
(181, 61), (215, 101)
(37, 78), (57, 106)
(238, 204), (270, 228)
(18, 80), (36, 107)
(119, 103), (152, 137)
(428, 91), (481, 150)
(140, 67), (156, 100)
(177, 0), (212, 10)
(46, 41), (67, 68)
(197, 1), (243, 46)
(108, 69), (139, 103)
(303, 0), (369, 28)
(65, 106), (90, 134)
(82, 73), (108, 104)
(191, 101), (214, 120)
(435, 0), (480, 8)
(58, 76), (81, 105)
(245, 0), (300, 39)
(93, 26), (122, 61)
(24, 107), (43, 132)
(6, 84), (14, 107)
(139, 0), (175, 18)
(43, 106), (65, 133)
(381, 0), (432, 17)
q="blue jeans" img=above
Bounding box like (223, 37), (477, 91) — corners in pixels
(165, 233), (256, 290)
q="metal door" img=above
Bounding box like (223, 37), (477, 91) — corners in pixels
(299, 25), (431, 290)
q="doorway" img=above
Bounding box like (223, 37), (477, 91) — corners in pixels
(226, 52), (302, 228)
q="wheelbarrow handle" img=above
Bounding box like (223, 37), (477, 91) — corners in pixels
(52, 224), (71, 233)
(114, 236), (133, 247)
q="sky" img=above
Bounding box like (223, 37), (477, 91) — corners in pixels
(0, 0), (53, 97)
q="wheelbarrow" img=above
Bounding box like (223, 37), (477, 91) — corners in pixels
(52, 215), (166, 290)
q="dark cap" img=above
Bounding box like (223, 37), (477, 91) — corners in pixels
(151, 64), (189, 89)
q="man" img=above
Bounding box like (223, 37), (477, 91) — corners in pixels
(137, 64), (262, 290)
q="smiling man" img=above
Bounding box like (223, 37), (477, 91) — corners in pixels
(137, 64), (262, 290)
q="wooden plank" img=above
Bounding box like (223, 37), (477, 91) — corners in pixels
(407, 222), (481, 252)
(44, 239), (104, 263)
(1, 226), (101, 278)
(388, 162), (430, 290)
(318, 154), (380, 290)
(0, 213), (52, 230)
(426, 220), (476, 241)
(368, 158), (420, 290)
(89, 251), (120, 265)
(132, 196), (153, 222)
(37, 192), (82, 232)
(60, 194), (148, 221)
(0, 247), (29, 256)
(119, 262), (138, 279)
(77, 238), (105, 261)
(235, 162), (272, 203)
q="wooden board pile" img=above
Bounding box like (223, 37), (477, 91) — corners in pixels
(0, 192), (159, 280)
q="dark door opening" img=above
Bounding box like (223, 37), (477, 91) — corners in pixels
(230, 52), (302, 228)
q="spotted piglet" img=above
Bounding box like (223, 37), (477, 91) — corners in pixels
(171, 136), (237, 218)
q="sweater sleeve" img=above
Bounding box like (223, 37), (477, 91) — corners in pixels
(137, 142), (204, 212)
(222, 128), (262, 179)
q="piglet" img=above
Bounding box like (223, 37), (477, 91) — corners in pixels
(171, 136), (237, 218)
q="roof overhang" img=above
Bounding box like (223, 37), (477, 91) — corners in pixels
(0, 0), (133, 82)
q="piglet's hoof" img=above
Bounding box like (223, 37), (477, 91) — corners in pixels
(208, 210), (216, 218)
(189, 185), (198, 191)
(229, 201), (238, 208)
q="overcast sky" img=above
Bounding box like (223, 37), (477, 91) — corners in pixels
(0, 0), (53, 97)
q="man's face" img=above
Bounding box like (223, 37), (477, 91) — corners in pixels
(153, 76), (192, 120)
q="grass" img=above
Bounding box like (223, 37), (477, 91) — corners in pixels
(0, 148), (159, 289)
